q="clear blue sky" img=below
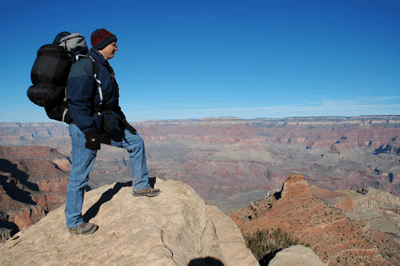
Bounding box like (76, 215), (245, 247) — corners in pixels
(1, 0), (399, 122)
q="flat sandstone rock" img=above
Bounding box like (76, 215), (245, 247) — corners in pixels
(268, 245), (325, 266)
(0, 179), (258, 266)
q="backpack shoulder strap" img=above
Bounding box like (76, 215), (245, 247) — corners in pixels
(75, 55), (103, 111)
(91, 58), (99, 78)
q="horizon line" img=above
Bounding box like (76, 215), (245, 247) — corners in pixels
(1, 114), (400, 124)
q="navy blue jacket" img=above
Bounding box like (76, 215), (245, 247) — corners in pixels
(67, 48), (125, 133)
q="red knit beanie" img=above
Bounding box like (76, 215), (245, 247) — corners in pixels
(91, 28), (117, 50)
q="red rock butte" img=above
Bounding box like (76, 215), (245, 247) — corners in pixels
(231, 174), (400, 265)
(280, 174), (310, 199)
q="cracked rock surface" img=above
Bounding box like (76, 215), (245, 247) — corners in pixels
(0, 179), (258, 266)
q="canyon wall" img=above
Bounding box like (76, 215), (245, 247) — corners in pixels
(0, 146), (70, 241)
(1, 116), (400, 208)
(1, 115), (399, 240)
(231, 174), (400, 265)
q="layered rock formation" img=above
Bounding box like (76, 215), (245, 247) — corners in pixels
(311, 187), (383, 221)
(0, 146), (70, 241)
(1, 115), (400, 240)
(0, 179), (258, 266)
(312, 185), (400, 245)
(1, 116), (400, 264)
(0, 122), (67, 146)
(280, 174), (310, 198)
(231, 174), (400, 265)
(2, 116), (399, 215)
(137, 116), (400, 212)
(358, 186), (400, 209)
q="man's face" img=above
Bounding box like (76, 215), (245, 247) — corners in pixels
(99, 42), (118, 60)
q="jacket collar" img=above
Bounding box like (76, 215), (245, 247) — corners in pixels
(88, 48), (116, 83)
(88, 48), (107, 65)
(88, 48), (115, 74)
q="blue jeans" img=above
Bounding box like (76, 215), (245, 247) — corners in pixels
(65, 124), (150, 228)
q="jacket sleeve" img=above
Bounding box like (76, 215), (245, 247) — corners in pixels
(67, 59), (97, 133)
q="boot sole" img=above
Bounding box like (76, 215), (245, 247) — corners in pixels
(133, 190), (161, 197)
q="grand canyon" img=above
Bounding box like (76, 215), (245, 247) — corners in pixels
(1, 115), (400, 264)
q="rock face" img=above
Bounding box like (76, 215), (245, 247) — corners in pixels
(280, 174), (310, 198)
(0, 179), (258, 266)
(231, 174), (400, 265)
(0, 146), (69, 241)
(1, 116), (400, 216)
(310, 187), (383, 220)
(310, 185), (400, 241)
(358, 186), (400, 209)
(268, 245), (325, 266)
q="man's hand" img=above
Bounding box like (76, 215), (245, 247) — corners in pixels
(84, 129), (103, 150)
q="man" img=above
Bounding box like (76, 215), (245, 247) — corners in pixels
(65, 28), (161, 236)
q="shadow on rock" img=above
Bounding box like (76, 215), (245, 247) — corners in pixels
(0, 159), (39, 191)
(0, 212), (19, 239)
(83, 181), (132, 222)
(83, 177), (158, 222)
(0, 162), (37, 206)
(258, 250), (282, 266)
(188, 257), (225, 266)
(149, 176), (157, 188)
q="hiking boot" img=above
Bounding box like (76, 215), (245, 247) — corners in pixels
(133, 187), (161, 197)
(68, 222), (98, 236)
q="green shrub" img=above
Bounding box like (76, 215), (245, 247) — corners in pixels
(244, 228), (300, 265)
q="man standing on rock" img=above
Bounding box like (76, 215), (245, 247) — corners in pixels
(65, 28), (161, 235)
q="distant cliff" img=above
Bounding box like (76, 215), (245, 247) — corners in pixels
(0, 146), (70, 241)
(0, 122), (67, 145)
(1, 115), (400, 226)
(2, 115), (400, 145)
(2, 117), (400, 264)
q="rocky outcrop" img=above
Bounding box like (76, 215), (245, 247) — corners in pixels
(0, 173), (48, 237)
(358, 186), (400, 210)
(30, 191), (66, 212)
(0, 179), (258, 266)
(231, 174), (399, 265)
(310, 187), (383, 220)
(0, 146), (71, 187)
(1, 116), (400, 241)
(280, 174), (310, 199)
(1, 116), (400, 213)
(268, 245), (325, 266)
(7, 205), (45, 231)
(0, 146), (70, 241)
(310, 185), (400, 240)
(206, 205), (259, 265)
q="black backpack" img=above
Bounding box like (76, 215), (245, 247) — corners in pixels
(27, 32), (100, 123)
